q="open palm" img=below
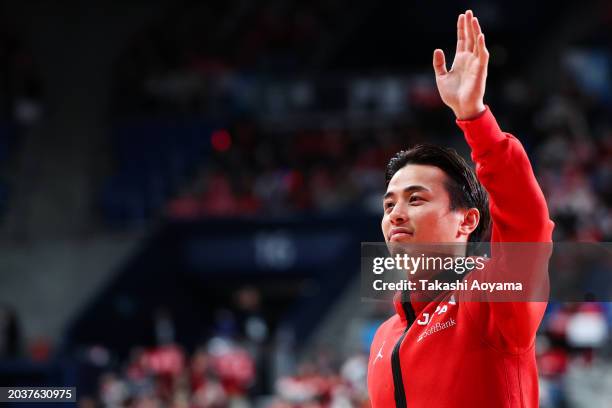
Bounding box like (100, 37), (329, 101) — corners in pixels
(433, 10), (489, 120)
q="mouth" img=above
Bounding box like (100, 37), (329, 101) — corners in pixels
(389, 228), (414, 241)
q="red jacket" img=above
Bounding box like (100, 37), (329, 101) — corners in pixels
(367, 107), (555, 407)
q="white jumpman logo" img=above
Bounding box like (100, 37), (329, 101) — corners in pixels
(374, 341), (386, 365)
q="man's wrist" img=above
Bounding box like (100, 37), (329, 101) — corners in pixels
(454, 103), (486, 121)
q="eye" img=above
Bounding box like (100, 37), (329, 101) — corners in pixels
(409, 195), (424, 204)
(384, 202), (395, 212)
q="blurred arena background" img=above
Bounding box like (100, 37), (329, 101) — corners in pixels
(0, 0), (611, 407)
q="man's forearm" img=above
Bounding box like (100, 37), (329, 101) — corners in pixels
(456, 106), (554, 242)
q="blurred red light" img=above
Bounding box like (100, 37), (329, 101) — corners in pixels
(211, 129), (231, 152)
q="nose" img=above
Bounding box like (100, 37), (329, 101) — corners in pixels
(389, 202), (407, 225)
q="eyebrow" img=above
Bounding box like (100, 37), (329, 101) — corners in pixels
(383, 185), (430, 200)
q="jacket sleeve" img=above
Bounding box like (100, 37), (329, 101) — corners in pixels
(455, 106), (555, 243)
(456, 106), (554, 352)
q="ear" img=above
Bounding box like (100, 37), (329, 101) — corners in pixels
(457, 208), (480, 239)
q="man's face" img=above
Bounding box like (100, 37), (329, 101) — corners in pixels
(382, 164), (468, 244)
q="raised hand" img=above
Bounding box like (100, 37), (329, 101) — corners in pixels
(433, 10), (489, 120)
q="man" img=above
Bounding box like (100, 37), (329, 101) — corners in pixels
(367, 10), (555, 407)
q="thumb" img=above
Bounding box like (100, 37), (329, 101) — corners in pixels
(433, 49), (447, 76)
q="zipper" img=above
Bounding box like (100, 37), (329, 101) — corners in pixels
(391, 299), (416, 408)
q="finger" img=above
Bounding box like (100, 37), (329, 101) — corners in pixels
(473, 18), (482, 58)
(456, 14), (466, 53)
(433, 49), (448, 76)
(477, 34), (489, 66)
(465, 10), (474, 52)
(472, 17), (482, 54)
(472, 17), (482, 37)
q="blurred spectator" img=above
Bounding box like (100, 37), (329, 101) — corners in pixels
(153, 307), (176, 346)
(0, 304), (20, 358)
(233, 287), (269, 346)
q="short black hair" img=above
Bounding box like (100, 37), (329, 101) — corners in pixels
(385, 144), (490, 242)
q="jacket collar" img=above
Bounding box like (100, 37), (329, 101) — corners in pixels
(393, 268), (469, 322)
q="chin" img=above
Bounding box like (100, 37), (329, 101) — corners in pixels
(386, 237), (420, 257)
(389, 236), (414, 243)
